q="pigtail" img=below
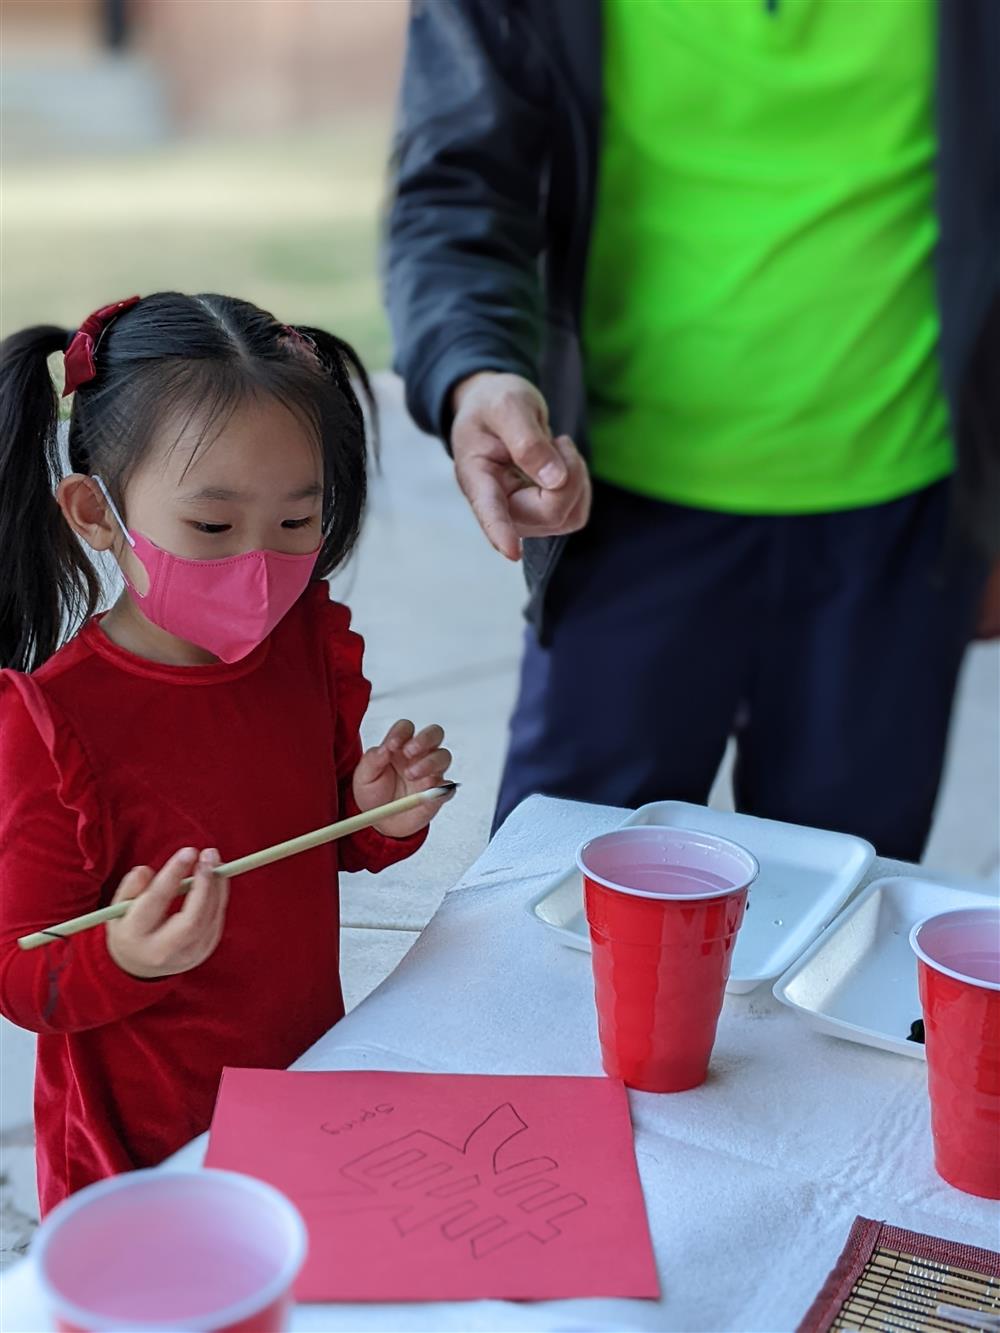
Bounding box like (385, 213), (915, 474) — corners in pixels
(0, 326), (100, 672)
(296, 327), (377, 446)
(295, 327), (376, 578)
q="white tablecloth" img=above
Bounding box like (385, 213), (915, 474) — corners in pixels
(3, 796), (998, 1332)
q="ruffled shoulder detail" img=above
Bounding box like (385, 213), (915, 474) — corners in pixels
(311, 585), (373, 733)
(0, 670), (109, 878)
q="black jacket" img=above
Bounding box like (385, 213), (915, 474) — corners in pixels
(386, 0), (999, 633)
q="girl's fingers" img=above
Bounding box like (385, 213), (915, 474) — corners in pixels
(402, 724), (445, 759)
(111, 865), (155, 904)
(127, 847), (198, 934)
(184, 875), (228, 947)
(177, 883), (228, 956)
(161, 877), (209, 946)
(181, 850), (224, 927)
(381, 719), (415, 753)
(355, 744), (391, 785)
(160, 852), (226, 949)
(405, 748), (453, 780)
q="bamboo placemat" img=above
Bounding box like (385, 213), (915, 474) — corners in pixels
(799, 1217), (1000, 1333)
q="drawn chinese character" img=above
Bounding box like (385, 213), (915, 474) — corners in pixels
(314, 1102), (587, 1258)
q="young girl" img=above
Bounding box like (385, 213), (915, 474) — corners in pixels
(0, 292), (453, 1216)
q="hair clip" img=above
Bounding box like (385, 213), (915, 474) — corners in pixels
(281, 324), (322, 364)
(62, 296), (141, 398)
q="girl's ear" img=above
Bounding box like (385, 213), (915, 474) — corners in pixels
(56, 475), (119, 554)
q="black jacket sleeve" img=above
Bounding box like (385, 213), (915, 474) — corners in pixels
(385, 0), (552, 444)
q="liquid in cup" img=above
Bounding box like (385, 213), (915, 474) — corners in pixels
(578, 827), (758, 1093)
(33, 1168), (307, 1332)
(910, 906), (1000, 1199)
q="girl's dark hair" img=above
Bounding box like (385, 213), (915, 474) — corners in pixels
(0, 292), (372, 672)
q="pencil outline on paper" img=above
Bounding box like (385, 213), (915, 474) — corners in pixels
(302, 1102), (588, 1259)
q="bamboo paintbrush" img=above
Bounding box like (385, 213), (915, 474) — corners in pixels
(17, 782), (459, 951)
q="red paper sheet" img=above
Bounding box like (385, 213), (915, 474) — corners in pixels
(205, 1068), (660, 1303)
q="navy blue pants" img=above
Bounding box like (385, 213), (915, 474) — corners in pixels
(494, 480), (984, 861)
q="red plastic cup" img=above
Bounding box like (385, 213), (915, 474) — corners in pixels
(33, 1168), (307, 1332)
(578, 826), (758, 1093)
(910, 906), (1000, 1199)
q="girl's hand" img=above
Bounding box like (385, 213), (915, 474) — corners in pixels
(352, 720), (453, 838)
(106, 846), (229, 980)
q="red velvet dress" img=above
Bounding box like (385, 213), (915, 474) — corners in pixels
(0, 582), (425, 1215)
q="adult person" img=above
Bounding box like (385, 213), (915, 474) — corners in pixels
(385, 0), (999, 860)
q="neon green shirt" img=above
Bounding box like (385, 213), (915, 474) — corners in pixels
(583, 0), (953, 513)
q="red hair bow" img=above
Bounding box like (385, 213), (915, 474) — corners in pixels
(62, 295), (141, 398)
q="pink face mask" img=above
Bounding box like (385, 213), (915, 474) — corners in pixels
(93, 477), (320, 663)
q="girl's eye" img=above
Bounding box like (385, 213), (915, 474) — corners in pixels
(191, 522), (231, 534)
(281, 517), (315, 530)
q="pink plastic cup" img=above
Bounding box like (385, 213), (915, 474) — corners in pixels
(33, 1168), (307, 1332)
(578, 826), (758, 1093)
(910, 906), (1000, 1199)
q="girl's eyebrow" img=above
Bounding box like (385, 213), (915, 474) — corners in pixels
(180, 483), (323, 503)
(288, 483), (324, 501)
(180, 486), (243, 503)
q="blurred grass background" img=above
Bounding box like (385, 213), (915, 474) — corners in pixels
(1, 117), (393, 367)
(0, 0), (407, 368)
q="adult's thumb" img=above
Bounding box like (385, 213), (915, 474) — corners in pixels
(498, 402), (566, 490)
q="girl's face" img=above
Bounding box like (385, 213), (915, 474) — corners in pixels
(114, 393), (324, 594)
(59, 391), (326, 666)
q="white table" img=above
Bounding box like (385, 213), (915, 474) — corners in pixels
(3, 797), (997, 1332)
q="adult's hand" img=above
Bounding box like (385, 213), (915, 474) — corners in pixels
(450, 372), (591, 560)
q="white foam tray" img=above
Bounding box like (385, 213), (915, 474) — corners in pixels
(527, 801), (875, 994)
(773, 874), (1000, 1058)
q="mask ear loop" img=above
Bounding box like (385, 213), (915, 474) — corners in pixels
(91, 475), (136, 548)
